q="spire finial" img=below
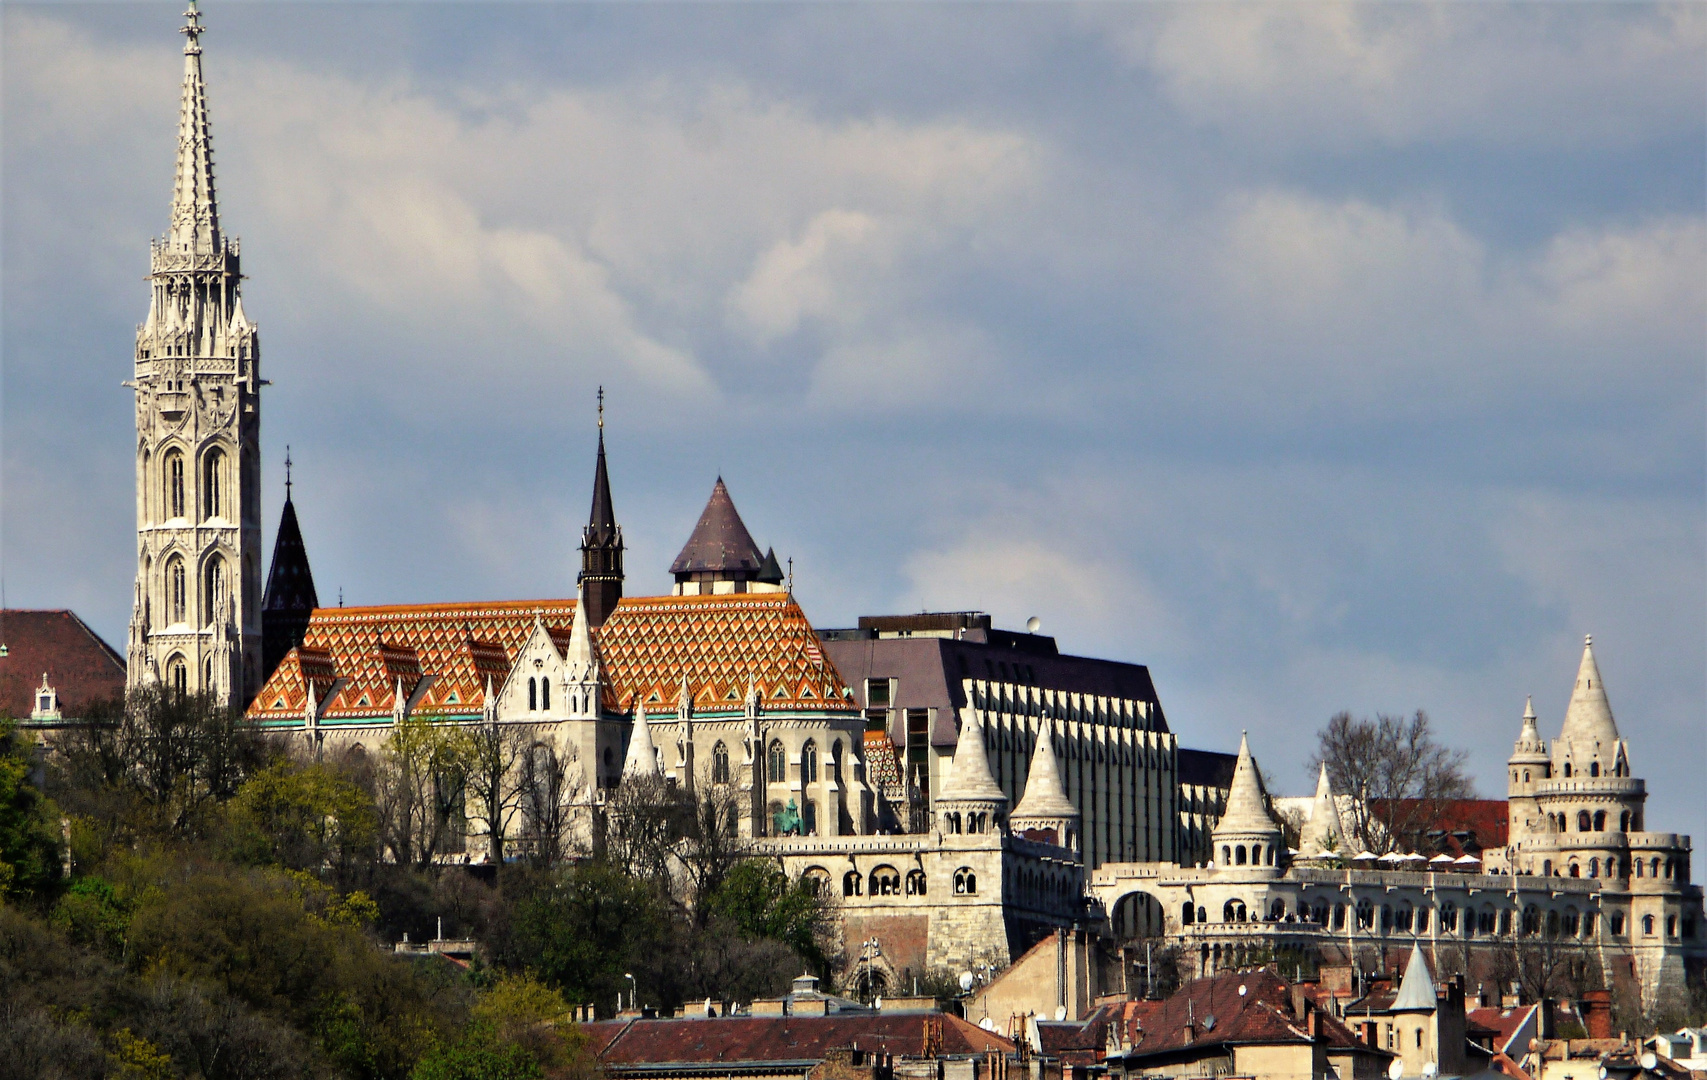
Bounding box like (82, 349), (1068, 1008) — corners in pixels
(284, 445), (293, 500)
(786, 556), (794, 594)
(181, 0), (203, 55)
(597, 385), (605, 431)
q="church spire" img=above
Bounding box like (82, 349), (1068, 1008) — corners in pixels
(169, 0), (221, 254)
(578, 388), (624, 629)
(262, 452), (319, 684)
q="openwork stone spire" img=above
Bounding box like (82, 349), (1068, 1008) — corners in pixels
(578, 390), (624, 629)
(170, 0), (221, 254)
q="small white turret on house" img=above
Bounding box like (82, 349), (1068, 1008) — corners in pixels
(1210, 732), (1285, 874)
(1010, 720), (1079, 852)
(936, 709), (1008, 839)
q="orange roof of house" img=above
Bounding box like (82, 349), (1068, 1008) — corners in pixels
(247, 592), (854, 725)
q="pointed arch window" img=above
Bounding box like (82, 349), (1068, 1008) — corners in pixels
(528, 677), (537, 711)
(203, 448), (224, 520)
(166, 452), (186, 519)
(168, 557), (187, 624)
(540, 677), (550, 710)
(712, 741), (731, 785)
(767, 740), (786, 783)
(202, 555), (225, 626)
(801, 740), (818, 783)
(167, 654), (188, 697)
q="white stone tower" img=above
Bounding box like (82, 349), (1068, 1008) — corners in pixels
(126, 0), (262, 706)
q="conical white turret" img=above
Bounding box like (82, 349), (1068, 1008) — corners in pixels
(1391, 942), (1437, 1012)
(622, 699), (660, 778)
(1559, 636), (1619, 748)
(940, 711), (1008, 804)
(1011, 721), (1079, 850)
(1297, 763), (1346, 860)
(1210, 733), (1285, 872)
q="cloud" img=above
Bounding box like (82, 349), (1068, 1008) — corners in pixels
(1106, 3), (1707, 149)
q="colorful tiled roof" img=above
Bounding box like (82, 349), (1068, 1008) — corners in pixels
(247, 592), (854, 725)
(0, 609), (127, 720)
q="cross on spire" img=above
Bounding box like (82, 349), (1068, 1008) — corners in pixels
(284, 445), (293, 499)
(597, 385), (605, 430)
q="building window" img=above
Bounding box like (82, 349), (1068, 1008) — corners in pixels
(167, 654), (187, 697)
(802, 868), (829, 897)
(1235, 845), (1247, 866)
(202, 448), (224, 520)
(1182, 902), (1195, 926)
(866, 678), (892, 709)
(802, 740), (818, 784)
(1333, 904), (1346, 930)
(1578, 810), (1592, 832)
(1441, 903), (1457, 933)
(202, 554), (225, 626)
(1223, 899), (1247, 922)
(870, 866), (900, 896)
(1642, 914), (1655, 936)
(1620, 811), (1630, 832)
(1667, 915), (1679, 938)
(712, 742), (731, 785)
(167, 452), (185, 519)
(528, 677), (537, 711)
(541, 678), (550, 710)
(843, 871), (862, 897)
(953, 868), (977, 896)
(1611, 913), (1625, 935)
(1590, 761), (1600, 777)
(768, 740), (786, 783)
(906, 869), (927, 896)
(168, 557), (187, 624)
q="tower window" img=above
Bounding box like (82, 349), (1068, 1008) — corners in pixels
(711, 741), (730, 785)
(767, 740), (786, 783)
(801, 740), (818, 784)
(203, 448), (224, 520)
(1593, 810), (1606, 831)
(167, 452), (185, 519)
(1590, 761), (1599, 777)
(202, 555), (225, 626)
(168, 558), (187, 624)
(167, 654), (187, 697)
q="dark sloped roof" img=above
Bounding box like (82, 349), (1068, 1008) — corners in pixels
(1176, 748), (1239, 789)
(262, 497), (319, 614)
(0, 609), (126, 719)
(600, 1013), (1013, 1066)
(670, 478), (764, 577)
(1124, 970), (1376, 1060)
(1367, 798), (1509, 855)
(586, 431), (619, 546)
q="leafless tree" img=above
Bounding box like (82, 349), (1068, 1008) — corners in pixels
(677, 778), (751, 925)
(518, 736), (587, 869)
(600, 772), (687, 885)
(453, 719), (531, 866)
(1308, 710), (1473, 854)
(372, 715), (464, 869)
(1488, 914), (1601, 1006)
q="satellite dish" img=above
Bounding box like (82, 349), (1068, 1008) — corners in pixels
(1026, 616), (1042, 634)
(1388, 1060), (1405, 1080)
(959, 972), (975, 992)
(1641, 1053), (1659, 1071)
(1423, 1063), (1438, 1078)
(1055, 1006), (1068, 1022)
(1202, 1015), (1216, 1031)
(1237, 985), (1247, 997)
(979, 1017), (997, 1031)
(1597, 1068), (1608, 1080)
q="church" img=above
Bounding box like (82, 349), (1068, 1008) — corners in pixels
(117, 2), (1702, 1009)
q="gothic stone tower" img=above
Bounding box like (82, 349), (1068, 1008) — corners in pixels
(578, 395), (624, 630)
(126, 1), (262, 705)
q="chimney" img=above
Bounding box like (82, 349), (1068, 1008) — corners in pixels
(1308, 1009), (1320, 1039)
(1291, 984), (1309, 1021)
(1581, 991), (1612, 1040)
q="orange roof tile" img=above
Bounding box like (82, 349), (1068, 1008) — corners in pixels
(247, 592), (854, 726)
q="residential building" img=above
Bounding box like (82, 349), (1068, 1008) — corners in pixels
(0, 610), (126, 730)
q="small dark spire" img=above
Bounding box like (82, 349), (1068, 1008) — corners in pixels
(262, 459), (320, 684)
(756, 547), (784, 586)
(579, 390), (624, 628)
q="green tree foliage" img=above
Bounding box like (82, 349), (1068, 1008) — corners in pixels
(508, 861), (676, 1010)
(410, 1021), (541, 1080)
(0, 719), (64, 901)
(706, 860), (831, 971)
(49, 875), (135, 959)
(228, 758), (378, 878)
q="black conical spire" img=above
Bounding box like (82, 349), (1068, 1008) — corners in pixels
(578, 388), (624, 628)
(261, 451), (319, 683)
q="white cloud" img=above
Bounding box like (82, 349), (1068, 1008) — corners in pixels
(728, 208), (887, 342)
(1105, 3), (1706, 149)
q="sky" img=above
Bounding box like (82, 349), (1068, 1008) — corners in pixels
(3, 3), (1703, 849)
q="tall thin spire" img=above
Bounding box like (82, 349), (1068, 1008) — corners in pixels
(579, 389), (624, 628)
(170, 0), (221, 253)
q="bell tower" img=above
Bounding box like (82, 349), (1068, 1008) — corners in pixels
(126, 0), (263, 706)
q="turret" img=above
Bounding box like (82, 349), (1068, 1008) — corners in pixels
(1210, 733), (1285, 873)
(1553, 636), (1629, 780)
(668, 478), (783, 596)
(1296, 763), (1346, 862)
(937, 709), (1008, 838)
(1010, 720), (1079, 852)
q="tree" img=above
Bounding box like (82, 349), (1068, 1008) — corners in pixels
(451, 720), (530, 867)
(372, 716), (465, 869)
(677, 780), (751, 923)
(518, 738), (586, 870)
(1308, 710), (1473, 854)
(599, 772), (687, 886)
(228, 757), (378, 879)
(0, 720), (64, 901)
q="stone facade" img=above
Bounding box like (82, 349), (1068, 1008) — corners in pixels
(1086, 643), (1705, 1014)
(127, 2), (262, 706)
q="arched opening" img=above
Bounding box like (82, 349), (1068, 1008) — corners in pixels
(540, 678), (550, 710)
(1593, 810), (1606, 831)
(1235, 845), (1247, 866)
(1620, 811), (1630, 832)
(712, 741), (731, 785)
(802, 740), (818, 784)
(168, 557), (187, 624)
(1182, 902), (1196, 926)
(1578, 810), (1592, 832)
(802, 868), (830, 897)
(869, 865), (900, 896)
(1642, 914), (1655, 935)
(166, 653), (188, 697)
(202, 448), (224, 520)
(528, 677), (537, 711)
(843, 871), (862, 897)
(767, 740), (786, 783)
(905, 869), (927, 896)
(166, 451), (186, 519)
(1221, 845), (1231, 866)
(1222, 898), (1247, 923)
(1590, 761), (1600, 777)
(953, 868), (977, 895)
